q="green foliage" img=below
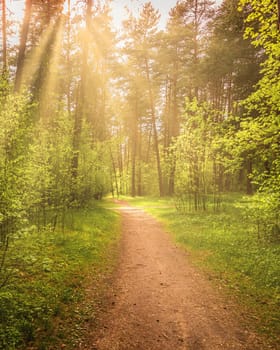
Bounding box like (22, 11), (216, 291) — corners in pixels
(25, 112), (74, 229)
(0, 80), (115, 286)
(242, 193), (280, 243)
(234, 0), (280, 240)
(0, 87), (33, 286)
(0, 203), (120, 349)
(173, 98), (226, 211)
(76, 122), (112, 205)
(243, 157), (280, 242)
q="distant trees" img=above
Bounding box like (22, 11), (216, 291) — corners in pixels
(159, 0), (215, 195)
(201, 0), (261, 113)
(120, 2), (163, 196)
(93, 0), (278, 207)
(1, 0), (278, 203)
(159, 2), (191, 195)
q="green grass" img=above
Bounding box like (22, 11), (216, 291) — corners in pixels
(125, 195), (280, 346)
(0, 202), (120, 350)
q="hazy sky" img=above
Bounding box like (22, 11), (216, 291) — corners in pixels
(111, 0), (178, 28)
(8, 0), (222, 31)
(111, 0), (222, 28)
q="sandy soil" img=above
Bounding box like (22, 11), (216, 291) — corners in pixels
(79, 202), (267, 350)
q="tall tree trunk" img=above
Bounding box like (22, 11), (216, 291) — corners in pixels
(277, 0), (280, 30)
(118, 141), (124, 195)
(193, 0), (199, 99)
(162, 78), (171, 193)
(110, 147), (120, 198)
(72, 0), (92, 181)
(131, 145), (136, 197)
(66, 0), (71, 114)
(1, 0), (7, 75)
(168, 61), (180, 195)
(144, 58), (163, 196)
(163, 77), (171, 149)
(14, 0), (32, 92)
(131, 97), (139, 197)
(131, 124), (137, 197)
(137, 120), (142, 196)
(80, 0), (91, 106)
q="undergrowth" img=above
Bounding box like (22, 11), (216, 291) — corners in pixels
(126, 195), (280, 347)
(0, 202), (120, 350)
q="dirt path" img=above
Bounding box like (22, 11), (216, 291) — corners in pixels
(80, 203), (266, 350)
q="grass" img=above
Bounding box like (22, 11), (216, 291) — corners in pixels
(0, 201), (121, 350)
(124, 195), (280, 347)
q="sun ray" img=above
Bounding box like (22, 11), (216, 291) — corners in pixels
(38, 16), (65, 120)
(21, 23), (58, 89)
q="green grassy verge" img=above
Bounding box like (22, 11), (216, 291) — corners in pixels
(125, 195), (280, 346)
(0, 202), (120, 350)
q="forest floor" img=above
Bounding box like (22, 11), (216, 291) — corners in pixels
(76, 200), (271, 350)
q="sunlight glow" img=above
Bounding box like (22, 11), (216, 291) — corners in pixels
(39, 18), (65, 119)
(21, 24), (57, 88)
(62, 0), (70, 15)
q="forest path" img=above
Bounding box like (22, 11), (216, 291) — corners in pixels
(80, 201), (264, 350)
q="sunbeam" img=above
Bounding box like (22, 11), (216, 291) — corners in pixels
(20, 23), (59, 90)
(38, 17), (65, 119)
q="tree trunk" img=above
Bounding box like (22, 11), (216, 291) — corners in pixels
(144, 58), (163, 196)
(193, 0), (199, 99)
(66, 0), (71, 114)
(131, 150), (136, 197)
(137, 121), (142, 196)
(168, 61), (180, 195)
(131, 121), (137, 197)
(118, 138), (124, 195)
(1, 0), (7, 75)
(72, 0), (92, 181)
(15, 0), (32, 92)
(131, 112), (138, 197)
(277, 0), (280, 30)
(246, 159), (253, 195)
(110, 147), (120, 198)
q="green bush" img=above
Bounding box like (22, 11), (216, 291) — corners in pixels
(0, 203), (120, 349)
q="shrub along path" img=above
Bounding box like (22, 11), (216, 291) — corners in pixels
(78, 201), (270, 349)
